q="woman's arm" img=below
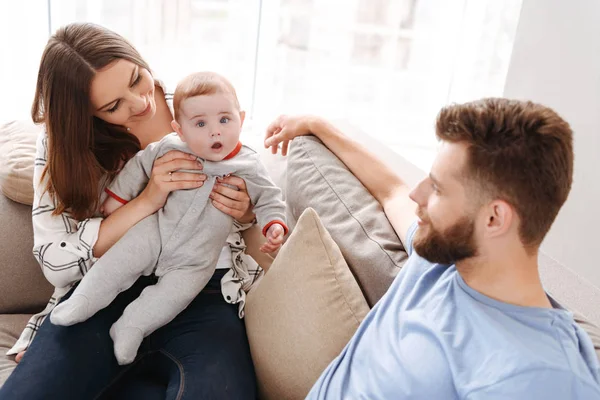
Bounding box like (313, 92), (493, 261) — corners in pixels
(93, 150), (207, 257)
(92, 195), (156, 257)
(264, 115), (416, 245)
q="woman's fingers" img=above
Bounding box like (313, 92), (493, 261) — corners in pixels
(154, 159), (203, 176)
(210, 175), (254, 221)
(154, 150), (197, 166)
(211, 197), (244, 220)
(212, 183), (246, 201)
(210, 190), (246, 211)
(217, 174), (248, 191)
(153, 150), (202, 178)
(169, 180), (205, 190)
(211, 176), (251, 211)
(164, 172), (206, 183)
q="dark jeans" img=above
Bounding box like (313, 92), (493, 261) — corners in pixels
(0, 270), (257, 400)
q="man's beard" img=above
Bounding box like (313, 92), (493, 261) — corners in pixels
(413, 215), (477, 265)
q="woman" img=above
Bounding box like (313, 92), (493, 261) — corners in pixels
(0, 23), (259, 399)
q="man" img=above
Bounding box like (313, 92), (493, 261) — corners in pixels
(264, 98), (600, 399)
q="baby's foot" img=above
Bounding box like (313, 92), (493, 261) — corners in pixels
(110, 323), (144, 366)
(50, 295), (90, 326)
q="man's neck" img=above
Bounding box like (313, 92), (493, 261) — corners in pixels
(456, 249), (552, 309)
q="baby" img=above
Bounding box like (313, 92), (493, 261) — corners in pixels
(51, 71), (287, 365)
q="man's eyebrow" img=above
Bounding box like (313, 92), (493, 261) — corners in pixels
(97, 65), (138, 111)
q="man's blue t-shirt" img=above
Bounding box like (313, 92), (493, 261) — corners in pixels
(308, 223), (600, 399)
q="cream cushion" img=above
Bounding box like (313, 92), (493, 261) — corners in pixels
(0, 120), (41, 206)
(245, 208), (369, 400)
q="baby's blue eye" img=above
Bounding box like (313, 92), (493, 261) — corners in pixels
(196, 121), (205, 128)
(220, 117), (229, 124)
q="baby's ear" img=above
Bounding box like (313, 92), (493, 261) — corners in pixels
(239, 111), (246, 128)
(171, 120), (185, 142)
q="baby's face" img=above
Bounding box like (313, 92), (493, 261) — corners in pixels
(176, 92), (244, 161)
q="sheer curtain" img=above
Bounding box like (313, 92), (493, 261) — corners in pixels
(0, 0), (49, 123)
(252, 0), (523, 169)
(1, 0), (522, 168)
(49, 0), (262, 115)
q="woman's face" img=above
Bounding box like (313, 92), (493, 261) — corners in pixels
(90, 59), (156, 127)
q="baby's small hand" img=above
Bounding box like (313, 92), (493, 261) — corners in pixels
(101, 196), (124, 217)
(260, 223), (285, 253)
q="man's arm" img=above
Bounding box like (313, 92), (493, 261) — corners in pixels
(266, 115), (416, 245)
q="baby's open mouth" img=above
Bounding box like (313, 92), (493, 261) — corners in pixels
(211, 142), (223, 150)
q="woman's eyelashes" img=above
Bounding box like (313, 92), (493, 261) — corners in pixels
(106, 73), (142, 114)
(131, 73), (141, 87)
(107, 101), (120, 114)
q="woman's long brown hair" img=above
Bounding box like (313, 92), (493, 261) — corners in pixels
(32, 23), (149, 220)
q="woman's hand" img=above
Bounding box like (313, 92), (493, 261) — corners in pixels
(264, 115), (316, 156)
(210, 175), (255, 224)
(138, 150), (206, 213)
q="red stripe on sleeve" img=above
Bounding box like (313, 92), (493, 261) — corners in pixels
(104, 188), (129, 205)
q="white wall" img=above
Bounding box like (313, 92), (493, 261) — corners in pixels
(504, 0), (600, 288)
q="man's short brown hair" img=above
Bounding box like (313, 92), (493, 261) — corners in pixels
(173, 71), (240, 122)
(436, 98), (573, 247)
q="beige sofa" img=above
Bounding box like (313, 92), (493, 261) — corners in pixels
(1, 121), (599, 399)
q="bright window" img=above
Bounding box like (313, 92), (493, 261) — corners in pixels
(0, 0), (522, 169)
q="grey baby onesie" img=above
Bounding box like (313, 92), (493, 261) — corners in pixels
(50, 133), (286, 365)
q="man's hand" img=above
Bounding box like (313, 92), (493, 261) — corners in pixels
(264, 115), (315, 156)
(260, 223), (285, 253)
(101, 196), (125, 217)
